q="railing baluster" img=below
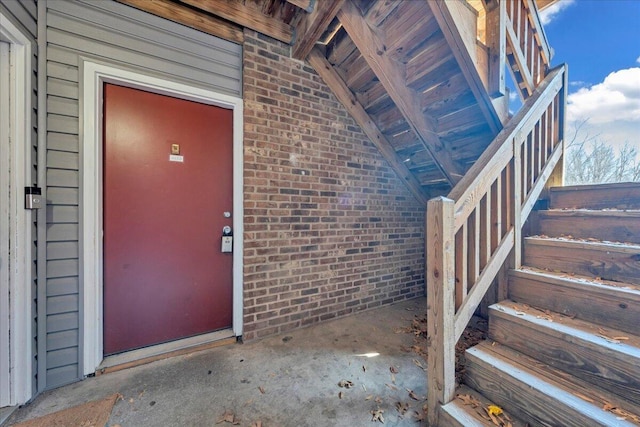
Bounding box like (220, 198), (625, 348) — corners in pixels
(491, 179), (501, 252)
(455, 224), (468, 310)
(468, 209), (479, 286)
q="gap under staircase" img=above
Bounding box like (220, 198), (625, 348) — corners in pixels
(440, 182), (640, 426)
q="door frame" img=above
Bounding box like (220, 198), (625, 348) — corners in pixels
(0, 14), (34, 406)
(80, 60), (244, 375)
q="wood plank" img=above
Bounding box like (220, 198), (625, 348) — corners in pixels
(307, 49), (427, 204)
(465, 343), (635, 427)
(524, 237), (640, 285)
(338, 0), (464, 186)
(115, 0), (244, 44)
(509, 268), (640, 335)
(426, 197), (457, 426)
(428, 1), (502, 135)
(549, 182), (640, 210)
(292, 0), (345, 59)
(180, 0), (293, 44)
(537, 209), (640, 244)
(489, 301), (640, 407)
(285, 0), (314, 13)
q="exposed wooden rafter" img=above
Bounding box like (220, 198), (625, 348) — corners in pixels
(292, 0), (345, 59)
(428, 1), (503, 135)
(285, 0), (315, 13)
(179, 0), (294, 44)
(308, 49), (428, 204)
(337, 0), (464, 186)
(116, 0), (244, 44)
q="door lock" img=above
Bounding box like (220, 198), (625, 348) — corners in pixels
(221, 226), (233, 253)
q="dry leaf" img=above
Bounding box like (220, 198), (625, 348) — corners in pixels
(371, 408), (385, 423)
(457, 393), (479, 407)
(408, 390), (422, 401)
(375, 396), (383, 404)
(385, 383), (398, 391)
(362, 365), (366, 372)
(338, 391), (344, 399)
(251, 422), (262, 427)
(395, 401), (409, 415)
(258, 386), (265, 394)
(390, 366), (399, 374)
(216, 410), (236, 424)
(391, 373), (396, 384)
(338, 379), (354, 388)
(412, 359), (426, 370)
(365, 395), (374, 401)
(487, 404), (503, 416)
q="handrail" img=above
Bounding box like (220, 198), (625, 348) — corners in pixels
(426, 64), (567, 425)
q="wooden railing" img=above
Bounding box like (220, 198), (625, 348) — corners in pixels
(488, 0), (552, 100)
(426, 64), (567, 425)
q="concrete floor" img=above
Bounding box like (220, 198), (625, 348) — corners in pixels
(6, 298), (428, 427)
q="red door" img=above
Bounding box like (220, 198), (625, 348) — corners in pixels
(103, 84), (233, 356)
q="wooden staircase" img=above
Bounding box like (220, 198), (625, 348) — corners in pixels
(440, 182), (640, 426)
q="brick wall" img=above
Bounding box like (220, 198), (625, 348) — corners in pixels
(242, 30), (425, 341)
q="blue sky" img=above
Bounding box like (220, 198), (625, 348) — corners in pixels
(521, 0), (640, 152)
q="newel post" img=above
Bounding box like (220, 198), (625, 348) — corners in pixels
(426, 197), (456, 426)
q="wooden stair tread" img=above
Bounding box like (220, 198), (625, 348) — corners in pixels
(509, 267), (640, 335)
(535, 209), (640, 244)
(465, 341), (640, 426)
(549, 182), (640, 210)
(439, 385), (529, 427)
(468, 341), (640, 425)
(524, 236), (640, 285)
(490, 301), (640, 408)
(525, 235), (640, 251)
(490, 301), (640, 356)
(512, 266), (640, 293)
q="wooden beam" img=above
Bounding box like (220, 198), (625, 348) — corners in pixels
(116, 0), (244, 44)
(286, 0), (315, 13)
(293, 0), (345, 59)
(179, 0), (294, 44)
(428, 1), (503, 135)
(536, 0), (561, 11)
(307, 49), (427, 205)
(337, 0), (464, 186)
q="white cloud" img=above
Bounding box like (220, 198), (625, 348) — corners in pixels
(636, 55), (640, 64)
(539, 0), (575, 25)
(567, 68), (640, 149)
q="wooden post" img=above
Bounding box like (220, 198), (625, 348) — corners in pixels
(487, 0), (506, 97)
(427, 197), (456, 426)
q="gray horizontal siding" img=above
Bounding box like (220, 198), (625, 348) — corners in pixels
(0, 0), (37, 38)
(43, 0), (242, 389)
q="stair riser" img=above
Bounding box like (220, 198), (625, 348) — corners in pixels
(537, 214), (640, 244)
(509, 272), (640, 336)
(550, 183), (640, 209)
(524, 241), (640, 285)
(464, 350), (617, 427)
(489, 310), (640, 407)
